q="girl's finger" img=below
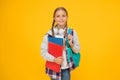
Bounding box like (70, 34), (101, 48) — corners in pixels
(58, 56), (63, 59)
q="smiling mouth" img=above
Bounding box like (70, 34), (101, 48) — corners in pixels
(59, 21), (64, 23)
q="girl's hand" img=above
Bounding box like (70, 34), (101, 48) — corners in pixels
(54, 57), (64, 65)
(68, 34), (74, 47)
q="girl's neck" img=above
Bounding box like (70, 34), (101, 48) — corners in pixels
(56, 24), (66, 29)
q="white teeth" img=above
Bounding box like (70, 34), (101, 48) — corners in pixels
(59, 21), (64, 22)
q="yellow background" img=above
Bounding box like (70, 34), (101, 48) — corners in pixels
(0, 0), (120, 80)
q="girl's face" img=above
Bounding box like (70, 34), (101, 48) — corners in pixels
(54, 9), (68, 28)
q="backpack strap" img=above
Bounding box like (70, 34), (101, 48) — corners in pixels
(66, 28), (74, 48)
(67, 28), (73, 35)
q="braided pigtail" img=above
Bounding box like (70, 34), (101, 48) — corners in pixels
(51, 19), (55, 36)
(64, 21), (68, 38)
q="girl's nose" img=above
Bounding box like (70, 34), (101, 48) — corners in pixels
(60, 16), (63, 19)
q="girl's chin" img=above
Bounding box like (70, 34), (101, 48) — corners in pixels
(58, 23), (66, 26)
(58, 24), (66, 27)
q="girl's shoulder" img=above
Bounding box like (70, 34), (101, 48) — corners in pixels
(45, 29), (52, 36)
(67, 27), (76, 33)
(67, 27), (78, 37)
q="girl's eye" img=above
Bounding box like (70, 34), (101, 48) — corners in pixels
(56, 15), (60, 17)
(62, 15), (66, 17)
(56, 15), (66, 18)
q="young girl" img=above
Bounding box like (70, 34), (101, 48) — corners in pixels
(41, 7), (80, 80)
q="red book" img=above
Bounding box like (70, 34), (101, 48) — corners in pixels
(46, 35), (63, 72)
